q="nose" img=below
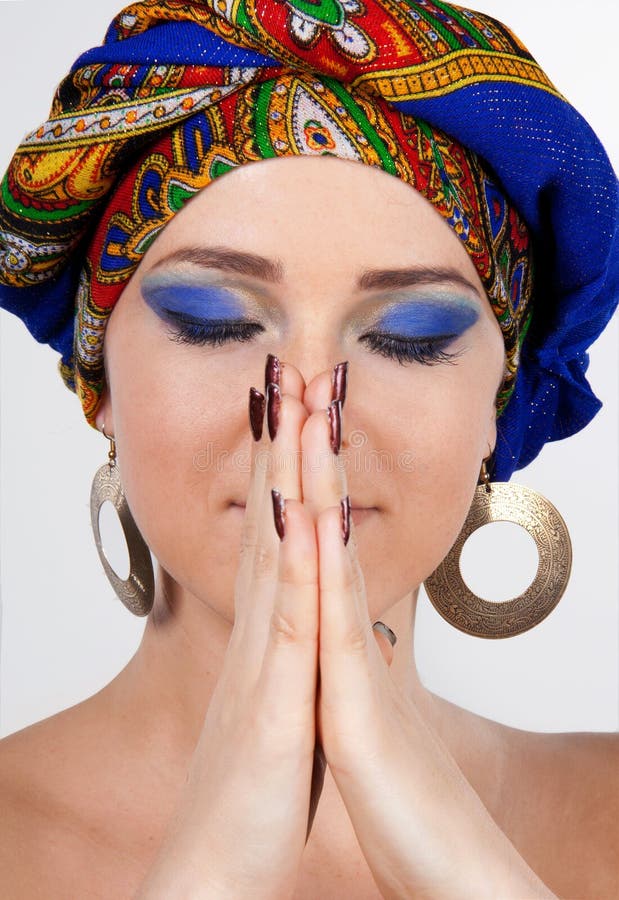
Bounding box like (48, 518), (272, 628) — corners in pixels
(272, 337), (349, 414)
(294, 360), (348, 416)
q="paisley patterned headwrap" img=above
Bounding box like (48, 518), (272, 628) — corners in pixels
(1, 1), (617, 480)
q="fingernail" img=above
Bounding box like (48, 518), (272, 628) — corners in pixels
(373, 621), (397, 647)
(249, 387), (266, 441)
(340, 495), (351, 546)
(267, 382), (281, 441)
(331, 361), (348, 409)
(265, 353), (281, 392)
(327, 399), (342, 455)
(271, 488), (286, 541)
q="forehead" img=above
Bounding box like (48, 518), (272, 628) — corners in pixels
(139, 155), (485, 290)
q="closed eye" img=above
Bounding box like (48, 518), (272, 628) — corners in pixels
(359, 332), (463, 365)
(162, 314), (463, 366)
(163, 315), (265, 346)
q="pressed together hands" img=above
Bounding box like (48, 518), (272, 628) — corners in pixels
(137, 354), (555, 900)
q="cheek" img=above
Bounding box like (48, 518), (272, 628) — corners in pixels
(410, 395), (486, 577)
(361, 344), (500, 603)
(413, 353), (500, 574)
(104, 307), (242, 603)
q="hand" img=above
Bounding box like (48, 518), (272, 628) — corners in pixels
(299, 367), (557, 900)
(137, 356), (320, 900)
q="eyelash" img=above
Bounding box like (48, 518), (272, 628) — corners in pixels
(165, 317), (263, 346)
(358, 332), (461, 366)
(163, 316), (462, 366)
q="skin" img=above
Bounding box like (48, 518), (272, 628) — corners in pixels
(4, 153), (617, 899)
(93, 153), (508, 887)
(96, 158), (502, 703)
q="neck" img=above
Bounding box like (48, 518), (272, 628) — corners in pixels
(100, 565), (441, 777)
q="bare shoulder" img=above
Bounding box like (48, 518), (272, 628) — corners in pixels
(0, 704), (181, 898)
(500, 725), (619, 900)
(0, 703), (95, 802)
(0, 711), (73, 807)
(0, 713), (83, 897)
(0, 705), (143, 899)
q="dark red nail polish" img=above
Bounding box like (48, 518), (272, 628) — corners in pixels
(271, 488), (286, 541)
(340, 495), (351, 546)
(265, 354), (281, 392)
(249, 387), (266, 441)
(331, 361), (348, 409)
(327, 399), (342, 455)
(267, 382), (281, 441)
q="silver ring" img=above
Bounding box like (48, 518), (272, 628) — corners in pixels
(372, 621), (397, 647)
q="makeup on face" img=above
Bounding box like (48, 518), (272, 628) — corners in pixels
(370, 292), (480, 339)
(140, 270), (255, 322)
(141, 267), (481, 342)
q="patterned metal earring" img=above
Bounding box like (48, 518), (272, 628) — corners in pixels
(90, 423), (155, 616)
(423, 457), (572, 638)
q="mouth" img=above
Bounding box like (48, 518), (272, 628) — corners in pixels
(230, 502), (377, 526)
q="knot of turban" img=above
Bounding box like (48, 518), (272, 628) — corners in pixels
(0, 0), (617, 481)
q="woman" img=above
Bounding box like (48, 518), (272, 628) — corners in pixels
(0, 1), (617, 897)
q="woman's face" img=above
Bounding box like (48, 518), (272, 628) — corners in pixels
(99, 155), (504, 621)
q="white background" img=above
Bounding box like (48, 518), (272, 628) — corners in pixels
(1, 0), (617, 738)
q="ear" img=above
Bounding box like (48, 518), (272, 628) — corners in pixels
(485, 406), (498, 460)
(95, 383), (114, 436)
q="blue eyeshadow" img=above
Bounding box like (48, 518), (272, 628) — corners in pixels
(141, 273), (246, 320)
(376, 298), (479, 337)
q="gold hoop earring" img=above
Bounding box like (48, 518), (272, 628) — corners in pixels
(90, 424), (155, 616)
(423, 459), (572, 639)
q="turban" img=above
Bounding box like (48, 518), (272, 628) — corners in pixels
(0, 0), (617, 481)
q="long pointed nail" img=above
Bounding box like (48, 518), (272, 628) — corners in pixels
(271, 488), (286, 540)
(327, 399), (342, 455)
(331, 361), (348, 409)
(249, 387), (266, 441)
(267, 382), (281, 441)
(340, 495), (351, 546)
(265, 354), (281, 392)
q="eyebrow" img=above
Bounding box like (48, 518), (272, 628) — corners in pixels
(149, 246), (482, 297)
(149, 246), (284, 282)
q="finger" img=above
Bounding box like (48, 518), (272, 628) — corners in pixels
(300, 402), (345, 522)
(308, 476), (393, 673)
(235, 354), (306, 601)
(234, 355), (310, 666)
(303, 361), (348, 415)
(255, 497), (320, 843)
(254, 382), (308, 592)
(317, 506), (381, 735)
(299, 359), (348, 523)
(256, 497), (319, 736)
(300, 371), (365, 618)
(234, 386), (268, 594)
(271, 352), (307, 400)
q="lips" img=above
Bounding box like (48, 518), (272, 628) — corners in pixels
(230, 502), (377, 526)
(230, 502), (375, 510)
